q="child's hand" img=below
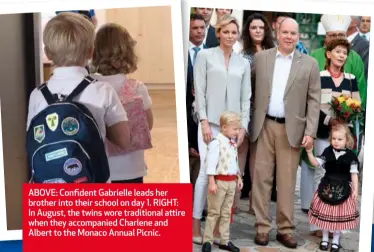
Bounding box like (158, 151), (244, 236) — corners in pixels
(352, 190), (359, 201)
(208, 182), (217, 194)
(237, 179), (243, 190)
(305, 146), (313, 153)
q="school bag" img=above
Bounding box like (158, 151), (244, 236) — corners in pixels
(105, 78), (152, 156)
(26, 76), (110, 183)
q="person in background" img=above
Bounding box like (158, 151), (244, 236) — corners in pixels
(55, 10), (98, 27)
(187, 13), (207, 194)
(311, 14), (367, 109)
(240, 12), (275, 214)
(347, 16), (369, 82)
(193, 8), (219, 48)
(359, 16), (371, 41)
(91, 23), (153, 183)
(192, 15), (251, 245)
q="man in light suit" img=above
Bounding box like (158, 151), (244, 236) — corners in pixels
(250, 18), (320, 248)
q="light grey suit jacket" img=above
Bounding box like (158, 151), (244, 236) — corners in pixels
(250, 48), (321, 148)
(194, 47), (251, 130)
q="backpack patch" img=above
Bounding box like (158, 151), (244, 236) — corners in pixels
(46, 113), (59, 131)
(34, 125), (45, 143)
(61, 117), (80, 136)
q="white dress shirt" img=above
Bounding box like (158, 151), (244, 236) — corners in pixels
(359, 31), (370, 41)
(267, 49), (295, 118)
(189, 41), (205, 65)
(205, 133), (239, 176)
(203, 24), (212, 45)
(347, 31), (359, 43)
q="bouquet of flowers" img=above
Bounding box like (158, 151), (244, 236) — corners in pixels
(329, 95), (363, 123)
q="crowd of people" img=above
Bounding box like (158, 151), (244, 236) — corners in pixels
(186, 8), (369, 252)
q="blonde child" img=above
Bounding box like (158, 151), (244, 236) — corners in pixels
(91, 23), (153, 183)
(305, 124), (359, 252)
(202, 111), (242, 252)
(26, 13), (129, 183)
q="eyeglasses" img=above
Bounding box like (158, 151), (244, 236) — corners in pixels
(326, 33), (346, 39)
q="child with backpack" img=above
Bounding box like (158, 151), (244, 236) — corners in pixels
(26, 12), (130, 183)
(91, 23), (153, 183)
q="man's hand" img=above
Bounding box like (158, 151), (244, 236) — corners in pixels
(189, 148), (199, 157)
(237, 178), (243, 190)
(301, 135), (313, 149)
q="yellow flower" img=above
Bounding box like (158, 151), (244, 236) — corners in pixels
(346, 98), (353, 106)
(353, 99), (361, 107)
(337, 96), (345, 104)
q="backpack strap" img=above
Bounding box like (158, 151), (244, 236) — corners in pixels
(39, 83), (57, 105)
(65, 76), (96, 102)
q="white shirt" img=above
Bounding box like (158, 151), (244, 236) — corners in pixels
(347, 30), (359, 43)
(189, 41), (205, 65)
(27, 67), (128, 139)
(233, 41), (242, 53)
(91, 73), (152, 181)
(203, 24), (212, 45)
(205, 134), (239, 176)
(359, 31), (370, 41)
(267, 49), (295, 118)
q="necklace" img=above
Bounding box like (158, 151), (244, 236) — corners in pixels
(328, 68), (342, 78)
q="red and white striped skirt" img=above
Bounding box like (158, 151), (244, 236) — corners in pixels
(308, 191), (359, 231)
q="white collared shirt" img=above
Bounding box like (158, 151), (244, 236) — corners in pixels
(27, 66), (128, 138)
(205, 133), (239, 176)
(347, 31), (359, 43)
(189, 41), (205, 65)
(267, 49), (295, 118)
(203, 24), (211, 45)
(359, 31), (370, 41)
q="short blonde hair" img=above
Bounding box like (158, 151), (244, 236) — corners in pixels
(43, 12), (95, 66)
(219, 111), (241, 127)
(329, 123), (355, 149)
(92, 23), (138, 75)
(215, 15), (239, 39)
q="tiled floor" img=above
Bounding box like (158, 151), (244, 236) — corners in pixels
(193, 167), (361, 252)
(143, 89), (180, 183)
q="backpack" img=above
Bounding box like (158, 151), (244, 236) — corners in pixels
(105, 79), (152, 156)
(26, 76), (110, 183)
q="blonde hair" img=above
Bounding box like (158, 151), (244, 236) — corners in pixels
(92, 23), (138, 76)
(329, 123), (355, 149)
(43, 12), (95, 66)
(215, 15), (239, 39)
(219, 111), (241, 127)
